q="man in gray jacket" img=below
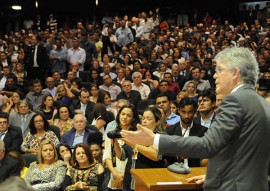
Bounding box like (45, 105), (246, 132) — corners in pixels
(121, 47), (270, 191)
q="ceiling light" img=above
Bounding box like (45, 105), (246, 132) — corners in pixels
(11, 5), (22, 10)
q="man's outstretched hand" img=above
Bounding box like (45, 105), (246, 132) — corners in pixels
(120, 124), (155, 146)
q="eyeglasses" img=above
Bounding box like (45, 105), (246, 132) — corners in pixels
(34, 119), (44, 124)
(0, 121), (8, 125)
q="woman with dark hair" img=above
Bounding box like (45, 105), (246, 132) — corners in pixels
(53, 104), (74, 137)
(170, 100), (179, 115)
(97, 90), (117, 116)
(88, 103), (115, 134)
(21, 114), (60, 154)
(103, 104), (139, 190)
(87, 131), (104, 165)
(132, 60), (146, 75)
(69, 77), (83, 97)
(40, 94), (57, 124)
(90, 84), (99, 103)
(124, 66), (133, 79)
(57, 143), (72, 168)
(89, 68), (103, 86)
(63, 143), (104, 191)
(123, 55), (133, 70)
(142, 70), (159, 90)
(24, 140), (66, 191)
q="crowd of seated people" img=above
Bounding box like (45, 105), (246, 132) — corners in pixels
(0, 4), (270, 190)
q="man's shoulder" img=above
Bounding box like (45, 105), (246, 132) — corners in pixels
(166, 123), (180, 135)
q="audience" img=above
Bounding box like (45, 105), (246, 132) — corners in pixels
(1, 6), (270, 189)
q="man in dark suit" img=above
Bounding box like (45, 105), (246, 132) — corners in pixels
(70, 89), (95, 118)
(117, 80), (141, 106)
(121, 47), (270, 191)
(24, 34), (49, 83)
(60, 114), (96, 148)
(0, 113), (22, 153)
(0, 140), (20, 183)
(166, 97), (208, 167)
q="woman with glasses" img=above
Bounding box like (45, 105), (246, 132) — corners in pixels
(21, 114), (60, 155)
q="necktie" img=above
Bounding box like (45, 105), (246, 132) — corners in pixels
(21, 116), (26, 135)
(0, 132), (5, 140)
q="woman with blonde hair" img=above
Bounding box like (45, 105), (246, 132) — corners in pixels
(24, 140), (66, 191)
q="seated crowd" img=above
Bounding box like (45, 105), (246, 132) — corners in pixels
(0, 5), (270, 191)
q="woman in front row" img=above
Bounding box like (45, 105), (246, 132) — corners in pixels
(24, 140), (66, 191)
(63, 143), (104, 191)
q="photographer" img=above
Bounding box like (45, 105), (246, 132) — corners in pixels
(103, 104), (140, 191)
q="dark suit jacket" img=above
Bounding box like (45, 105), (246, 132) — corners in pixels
(165, 121), (208, 167)
(158, 84), (270, 191)
(24, 44), (48, 69)
(3, 126), (23, 153)
(148, 89), (177, 100)
(117, 90), (141, 106)
(0, 156), (20, 183)
(70, 100), (95, 117)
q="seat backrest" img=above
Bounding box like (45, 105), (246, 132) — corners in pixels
(47, 125), (61, 141)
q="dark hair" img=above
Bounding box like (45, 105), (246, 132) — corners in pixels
(0, 113), (9, 121)
(6, 75), (17, 83)
(29, 114), (49, 135)
(79, 88), (90, 97)
(198, 89), (216, 103)
(92, 103), (107, 118)
(144, 107), (161, 123)
(97, 90), (110, 104)
(71, 143), (94, 166)
(71, 77), (82, 89)
(32, 79), (42, 85)
(40, 94), (54, 110)
(178, 97), (198, 110)
(165, 71), (173, 76)
(13, 90), (25, 100)
(159, 79), (169, 86)
(56, 143), (72, 161)
(116, 104), (139, 131)
(55, 104), (74, 119)
(87, 131), (103, 147)
(155, 92), (171, 102)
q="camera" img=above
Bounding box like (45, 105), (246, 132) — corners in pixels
(107, 130), (122, 139)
